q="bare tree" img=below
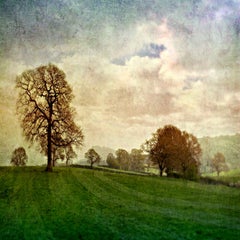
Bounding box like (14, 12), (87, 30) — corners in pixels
(16, 64), (84, 171)
(11, 147), (28, 166)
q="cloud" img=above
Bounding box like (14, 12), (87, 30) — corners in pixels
(112, 43), (166, 65)
(1, 0), (240, 154)
(59, 18), (239, 148)
(169, 0), (240, 71)
(137, 43), (166, 58)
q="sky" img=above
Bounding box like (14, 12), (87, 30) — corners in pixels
(0, 0), (240, 164)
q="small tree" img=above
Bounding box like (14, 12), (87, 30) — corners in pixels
(65, 145), (77, 166)
(85, 148), (101, 168)
(52, 146), (65, 167)
(106, 153), (119, 169)
(145, 156), (152, 172)
(130, 148), (145, 171)
(116, 149), (130, 171)
(211, 152), (228, 176)
(11, 147), (28, 166)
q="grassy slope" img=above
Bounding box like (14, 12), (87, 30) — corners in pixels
(203, 169), (240, 184)
(0, 167), (239, 240)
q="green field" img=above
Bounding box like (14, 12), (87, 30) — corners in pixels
(0, 167), (240, 240)
(203, 169), (240, 183)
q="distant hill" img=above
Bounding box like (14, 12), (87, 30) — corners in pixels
(91, 145), (115, 165)
(199, 134), (240, 172)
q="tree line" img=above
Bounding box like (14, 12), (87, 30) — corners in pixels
(106, 148), (145, 172)
(13, 64), (228, 178)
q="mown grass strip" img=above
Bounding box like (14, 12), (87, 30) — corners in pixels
(0, 167), (240, 240)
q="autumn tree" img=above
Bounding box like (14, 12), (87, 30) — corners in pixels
(143, 125), (202, 178)
(211, 152), (228, 176)
(171, 131), (202, 179)
(11, 147), (28, 166)
(142, 125), (180, 176)
(85, 148), (101, 168)
(16, 64), (84, 171)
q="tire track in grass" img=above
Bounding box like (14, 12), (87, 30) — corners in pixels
(0, 168), (14, 204)
(31, 169), (75, 240)
(1, 168), (239, 239)
(75, 169), (240, 231)
(29, 169), (63, 240)
(100, 172), (240, 228)
(81, 171), (207, 212)
(49, 168), (118, 240)
(18, 169), (55, 240)
(32, 168), (114, 240)
(68, 169), (166, 239)
(0, 168), (54, 239)
(70, 169), (223, 240)
(0, 167), (20, 239)
(21, 170), (55, 240)
(112, 173), (240, 233)
(95, 171), (234, 209)
(82, 170), (240, 239)
(46, 169), (84, 239)
(70, 170), (182, 226)
(70, 169), (140, 208)
(0, 167), (11, 181)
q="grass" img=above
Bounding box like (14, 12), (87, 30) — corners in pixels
(0, 167), (240, 240)
(203, 169), (240, 185)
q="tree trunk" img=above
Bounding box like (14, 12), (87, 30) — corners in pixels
(159, 163), (163, 176)
(46, 118), (53, 172)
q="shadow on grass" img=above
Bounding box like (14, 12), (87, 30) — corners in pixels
(198, 176), (240, 188)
